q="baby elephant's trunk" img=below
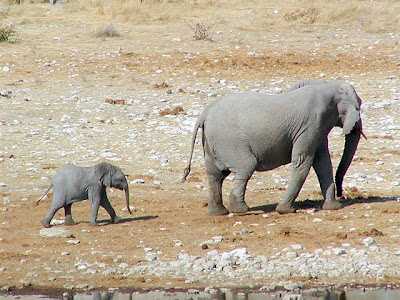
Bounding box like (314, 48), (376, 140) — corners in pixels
(124, 185), (132, 214)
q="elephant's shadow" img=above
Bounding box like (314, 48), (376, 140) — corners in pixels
(250, 196), (399, 213)
(80, 214), (159, 226)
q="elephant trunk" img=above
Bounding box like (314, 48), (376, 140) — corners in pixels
(124, 185), (132, 215)
(335, 128), (361, 197)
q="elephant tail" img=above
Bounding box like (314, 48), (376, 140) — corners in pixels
(181, 114), (205, 183)
(36, 184), (53, 205)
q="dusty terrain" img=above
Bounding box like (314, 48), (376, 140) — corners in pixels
(0, 0), (400, 294)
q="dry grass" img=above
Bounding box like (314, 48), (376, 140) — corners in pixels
(0, 0), (398, 31)
(93, 23), (120, 38)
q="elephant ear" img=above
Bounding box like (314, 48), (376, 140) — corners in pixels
(94, 162), (112, 187)
(337, 84), (361, 135)
(343, 105), (360, 135)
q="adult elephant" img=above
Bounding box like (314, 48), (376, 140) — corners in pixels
(182, 81), (364, 215)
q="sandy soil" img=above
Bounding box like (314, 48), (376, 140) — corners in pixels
(0, 0), (400, 293)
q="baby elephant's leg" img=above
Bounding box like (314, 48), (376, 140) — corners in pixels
(100, 191), (120, 224)
(63, 204), (77, 226)
(41, 199), (63, 228)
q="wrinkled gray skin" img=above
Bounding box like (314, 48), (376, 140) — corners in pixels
(182, 81), (363, 215)
(38, 162), (132, 227)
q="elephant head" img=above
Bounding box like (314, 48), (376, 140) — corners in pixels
(289, 80), (365, 198)
(333, 83), (364, 197)
(94, 162), (132, 214)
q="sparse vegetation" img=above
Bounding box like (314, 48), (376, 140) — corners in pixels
(187, 18), (215, 41)
(284, 7), (320, 24)
(94, 23), (120, 38)
(0, 23), (15, 42)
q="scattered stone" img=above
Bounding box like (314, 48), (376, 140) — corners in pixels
(66, 239), (80, 245)
(363, 237), (375, 247)
(201, 243), (209, 250)
(0, 90), (12, 98)
(333, 248), (346, 256)
(145, 253), (158, 261)
(40, 227), (75, 238)
(153, 82), (169, 89)
(19, 279), (33, 287)
(130, 179), (145, 185)
(159, 106), (184, 116)
(105, 98), (126, 105)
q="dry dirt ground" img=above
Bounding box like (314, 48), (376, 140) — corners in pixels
(0, 0), (400, 294)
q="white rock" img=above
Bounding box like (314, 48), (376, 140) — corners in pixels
(333, 248), (346, 256)
(291, 244), (303, 251)
(130, 179), (145, 185)
(66, 239), (80, 245)
(363, 237), (375, 246)
(145, 253), (157, 261)
(40, 228), (75, 238)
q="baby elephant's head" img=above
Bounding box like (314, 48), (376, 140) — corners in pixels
(94, 162), (131, 214)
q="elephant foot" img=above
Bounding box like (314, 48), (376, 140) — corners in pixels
(41, 219), (51, 228)
(64, 216), (77, 226)
(207, 203), (229, 216)
(227, 201), (249, 213)
(111, 216), (121, 224)
(276, 203), (296, 214)
(322, 199), (343, 211)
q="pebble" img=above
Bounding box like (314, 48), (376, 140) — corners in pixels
(66, 239), (80, 245)
(363, 237), (375, 246)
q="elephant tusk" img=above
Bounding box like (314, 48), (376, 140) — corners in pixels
(361, 131), (368, 140)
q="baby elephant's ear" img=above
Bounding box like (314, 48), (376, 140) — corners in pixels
(94, 162), (112, 187)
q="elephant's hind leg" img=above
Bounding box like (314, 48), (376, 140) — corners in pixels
(63, 204), (77, 226)
(276, 149), (313, 214)
(41, 198), (64, 228)
(226, 156), (257, 213)
(228, 177), (251, 213)
(205, 145), (230, 216)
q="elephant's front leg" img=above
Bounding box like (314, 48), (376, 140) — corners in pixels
(100, 190), (120, 224)
(89, 187), (102, 226)
(313, 145), (343, 211)
(228, 177), (250, 213)
(276, 151), (313, 214)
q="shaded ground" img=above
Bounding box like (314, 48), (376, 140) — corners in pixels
(0, 0), (399, 293)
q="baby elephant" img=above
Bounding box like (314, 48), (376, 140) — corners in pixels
(37, 162), (132, 228)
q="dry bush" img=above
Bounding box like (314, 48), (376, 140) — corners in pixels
(187, 18), (215, 40)
(93, 23), (120, 38)
(284, 7), (319, 24)
(0, 23), (15, 42)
